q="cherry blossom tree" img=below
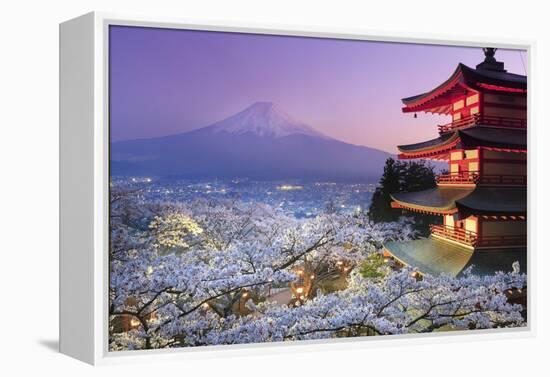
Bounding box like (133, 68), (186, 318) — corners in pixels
(109, 190), (526, 351)
(207, 268), (525, 345)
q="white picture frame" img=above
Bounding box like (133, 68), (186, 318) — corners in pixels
(59, 11), (535, 365)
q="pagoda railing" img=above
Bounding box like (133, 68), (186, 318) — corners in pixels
(430, 224), (477, 246)
(431, 225), (527, 248)
(436, 172), (526, 186)
(436, 171), (479, 185)
(476, 234), (527, 248)
(477, 174), (527, 185)
(438, 114), (527, 133)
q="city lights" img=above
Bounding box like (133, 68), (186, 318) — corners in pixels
(276, 184), (304, 191)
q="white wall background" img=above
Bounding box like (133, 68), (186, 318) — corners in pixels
(1, 0), (548, 375)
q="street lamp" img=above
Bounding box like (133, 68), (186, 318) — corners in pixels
(240, 291), (249, 312)
(130, 317), (140, 328)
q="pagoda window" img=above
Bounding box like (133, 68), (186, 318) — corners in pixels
(444, 214), (456, 227)
(470, 106), (480, 115)
(452, 112), (462, 121)
(450, 151), (464, 161)
(453, 99), (465, 111)
(468, 162), (479, 173)
(466, 94), (479, 106)
(450, 163), (459, 173)
(464, 149), (479, 160)
(464, 216), (478, 234)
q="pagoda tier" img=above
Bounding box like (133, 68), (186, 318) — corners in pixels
(397, 127), (526, 160)
(387, 185), (526, 275)
(401, 63), (526, 115)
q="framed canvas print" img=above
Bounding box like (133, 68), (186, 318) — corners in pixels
(59, 12), (532, 365)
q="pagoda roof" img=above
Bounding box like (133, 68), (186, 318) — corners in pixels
(459, 127), (527, 150)
(392, 186), (526, 216)
(456, 187), (527, 214)
(384, 238), (526, 277)
(398, 126), (526, 159)
(397, 132), (459, 154)
(402, 63), (527, 114)
(391, 187), (473, 214)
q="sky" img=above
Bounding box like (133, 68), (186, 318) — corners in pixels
(109, 26), (527, 153)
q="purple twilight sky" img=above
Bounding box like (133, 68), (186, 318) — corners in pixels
(109, 26), (527, 153)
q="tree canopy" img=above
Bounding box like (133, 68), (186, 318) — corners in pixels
(368, 158), (440, 234)
(109, 189), (525, 350)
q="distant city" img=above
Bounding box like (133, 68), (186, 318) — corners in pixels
(111, 177), (377, 219)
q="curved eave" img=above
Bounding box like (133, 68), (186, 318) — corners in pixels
(481, 146), (527, 154)
(461, 64), (527, 90)
(402, 65), (465, 114)
(391, 187), (474, 215)
(384, 238), (526, 277)
(397, 127), (527, 160)
(402, 63), (527, 114)
(455, 187), (527, 215)
(397, 132), (460, 159)
(391, 200), (457, 215)
(459, 127), (527, 150)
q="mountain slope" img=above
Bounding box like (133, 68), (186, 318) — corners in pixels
(111, 102), (393, 181)
(206, 102), (326, 139)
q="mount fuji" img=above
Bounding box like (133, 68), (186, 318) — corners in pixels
(111, 102), (393, 181)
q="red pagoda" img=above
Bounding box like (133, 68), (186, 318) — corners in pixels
(383, 48), (527, 277)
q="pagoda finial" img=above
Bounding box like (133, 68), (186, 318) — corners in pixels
(483, 48), (497, 63)
(476, 47), (506, 72)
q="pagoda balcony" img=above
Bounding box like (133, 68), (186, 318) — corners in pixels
(436, 171), (479, 185)
(430, 224), (527, 248)
(438, 114), (527, 134)
(430, 224), (477, 247)
(436, 171), (526, 186)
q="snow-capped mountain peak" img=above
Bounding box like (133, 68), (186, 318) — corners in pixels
(111, 101), (393, 180)
(206, 102), (327, 139)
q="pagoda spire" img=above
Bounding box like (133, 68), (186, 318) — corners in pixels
(476, 47), (506, 72)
